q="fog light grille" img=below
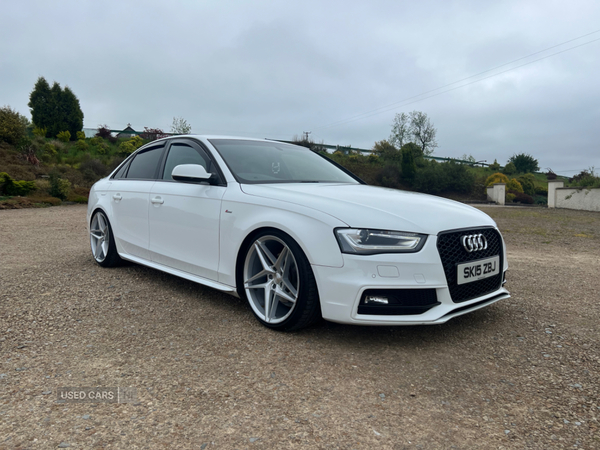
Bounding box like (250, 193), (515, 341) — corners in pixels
(357, 289), (439, 315)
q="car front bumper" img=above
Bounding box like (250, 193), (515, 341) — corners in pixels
(312, 236), (510, 326)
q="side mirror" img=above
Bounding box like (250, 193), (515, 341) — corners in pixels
(171, 164), (215, 184)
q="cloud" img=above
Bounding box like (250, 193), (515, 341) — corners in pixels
(1, 0), (599, 173)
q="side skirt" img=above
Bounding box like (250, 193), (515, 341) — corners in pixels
(119, 254), (239, 297)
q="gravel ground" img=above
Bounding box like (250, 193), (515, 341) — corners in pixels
(0, 204), (599, 449)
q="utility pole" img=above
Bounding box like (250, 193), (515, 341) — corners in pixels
(302, 131), (311, 141)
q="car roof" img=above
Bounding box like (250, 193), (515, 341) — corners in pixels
(156, 135), (284, 143)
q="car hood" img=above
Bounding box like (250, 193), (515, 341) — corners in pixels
(240, 183), (496, 235)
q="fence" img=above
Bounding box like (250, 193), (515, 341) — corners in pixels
(548, 181), (600, 212)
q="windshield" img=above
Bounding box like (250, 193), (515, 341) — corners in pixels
(209, 139), (360, 184)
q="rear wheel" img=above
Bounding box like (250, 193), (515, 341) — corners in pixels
(241, 230), (321, 331)
(90, 210), (121, 267)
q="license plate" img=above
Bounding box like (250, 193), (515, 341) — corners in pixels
(457, 256), (500, 285)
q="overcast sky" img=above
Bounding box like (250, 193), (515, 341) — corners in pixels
(2, 0), (599, 175)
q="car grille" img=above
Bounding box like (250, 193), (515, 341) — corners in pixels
(436, 227), (503, 303)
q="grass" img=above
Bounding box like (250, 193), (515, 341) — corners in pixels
(479, 206), (599, 243)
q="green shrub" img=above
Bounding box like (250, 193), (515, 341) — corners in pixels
(440, 160), (476, 193)
(32, 126), (47, 137)
(80, 158), (108, 183)
(412, 160), (475, 195)
(92, 140), (110, 155)
(57, 131), (71, 142)
(43, 142), (56, 153)
(34, 179), (51, 195)
(119, 135), (143, 154)
(517, 173), (536, 196)
(503, 162), (516, 175)
(76, 131), (86, 140)
(570, 169), (600, 189)
(29, 195), (61, 206)
(401, 146), (416, 180)
(535, 185), (548, 196)
(71, 195), (88, 203)
(489, 159), (501, 171)
(109, 156), (126, 171)
(375, 164), (401, 189)
(485, 172), (509, 187)
(505, 193), (516, 203)
(534, 195), (547, 205)
(49, 173), (71, 200)
(0, 172), (37, 196)
(50, 139), (66, 153)
(76, 139), (89, 152)
(507, 178), (524, 193)
(89, 136), (103, 146)
(367, 153), (379, 163)
(0, 106), (29, 145)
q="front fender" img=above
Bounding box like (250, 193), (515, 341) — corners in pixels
(217, 188), (347, 287)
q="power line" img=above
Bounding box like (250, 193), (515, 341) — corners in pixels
(314, 29), (600, 131)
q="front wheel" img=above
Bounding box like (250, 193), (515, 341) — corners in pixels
(90, 210), (121, 267)
(240, 230), (321, 331)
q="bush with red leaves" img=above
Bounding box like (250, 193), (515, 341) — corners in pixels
(95, 125), (117, 143)
(512, 191), (534, 204)
(95, 125), (112, 139)
(140, 127), (167, 141)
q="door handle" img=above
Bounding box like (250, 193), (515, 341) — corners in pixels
(112, 194), (122, 201)
(151, 196), (164, 205)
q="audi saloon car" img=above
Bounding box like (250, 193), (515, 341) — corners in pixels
(87, 136), (510, 331)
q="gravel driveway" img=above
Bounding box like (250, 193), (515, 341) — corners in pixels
(1, 204), (599, 449)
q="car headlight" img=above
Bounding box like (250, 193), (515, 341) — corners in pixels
(334, 228), (427, 255)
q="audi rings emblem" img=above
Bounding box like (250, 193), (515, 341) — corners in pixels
(461, 234), (488, 252)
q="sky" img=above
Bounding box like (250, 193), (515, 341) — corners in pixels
(2, 0), (599, 175)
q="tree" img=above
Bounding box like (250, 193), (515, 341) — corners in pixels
(401, 146), (416, 180)
(28, 77), (52, 133)
(389, 113), (410, 148)
(409, 111), (438, 156)
(389, 110), (438, 156)
(400, 142), (423, 160)
(503, 162), (517, 175)
(28, 77), (84, 140)
(508, 153), (539, 173)
(61, 86), (84, 139)
(0, 106), (29, 145)
(171, 117), (192, 135)
(372, 140), (400, 162)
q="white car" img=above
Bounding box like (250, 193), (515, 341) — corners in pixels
(87, 136), (510, 331)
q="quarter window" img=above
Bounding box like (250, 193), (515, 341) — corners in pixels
(112, 161), (129, 179)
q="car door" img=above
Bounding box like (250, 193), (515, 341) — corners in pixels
(108, 143), (165, 260)
(148, 139), (226, 281)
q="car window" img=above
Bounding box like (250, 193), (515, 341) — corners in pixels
(209, 139), (359, 184)
(112, 161), (129, 179)
(125, 147), (163, 179)
(163, 143), (211, 180)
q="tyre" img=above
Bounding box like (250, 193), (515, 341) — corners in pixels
(90, 210), (121, 267)
(240, 230), (321, 331)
